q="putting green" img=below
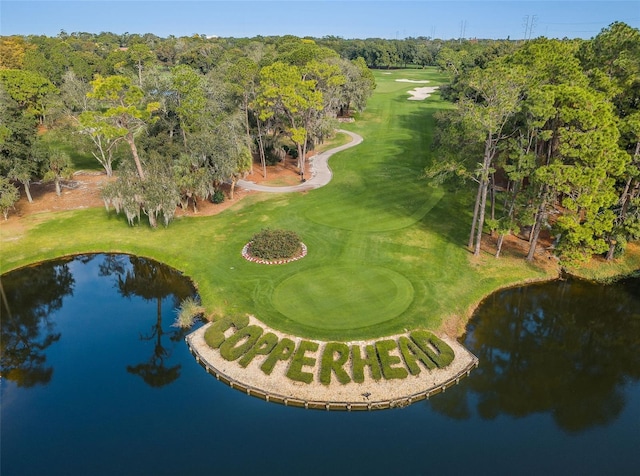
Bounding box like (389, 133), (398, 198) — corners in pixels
(273, 265), (414, 330)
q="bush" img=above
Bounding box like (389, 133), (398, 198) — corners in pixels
(286, 340), (319, 384)
(173, 296), (205, 328)
(219, 325), (264, 361)
(204, 314), (250, 349)
(210, 189), (225, 204)
(409, 330), (454, 368)
(375, 340), (408, 380)
(351, 344), (382, 383)
(319, 342), (351, 385)
(264, 145), (284, 165)
(248, 229), (301, 260)
(283, 144), (298, 159)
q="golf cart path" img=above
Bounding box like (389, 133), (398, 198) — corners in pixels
(237, 129), (363, 193)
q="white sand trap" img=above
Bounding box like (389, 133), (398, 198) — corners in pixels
(408, 86), (440, 100)
(382, 72), (392, 74)
(396, 79), (430, 83)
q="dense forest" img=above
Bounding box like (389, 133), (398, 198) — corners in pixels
(1, 24), (639, 265)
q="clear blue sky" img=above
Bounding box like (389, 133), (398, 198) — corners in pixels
(1, 1), (638, 40)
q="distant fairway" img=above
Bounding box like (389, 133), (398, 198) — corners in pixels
(272, 265), (414, 330)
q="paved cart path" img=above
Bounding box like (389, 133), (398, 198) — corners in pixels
(237, 129), (363, 193)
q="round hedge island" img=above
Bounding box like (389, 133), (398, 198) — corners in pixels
(242, 229), (307, 265)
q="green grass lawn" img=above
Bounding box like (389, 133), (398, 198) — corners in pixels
(0, 68), (559, 340)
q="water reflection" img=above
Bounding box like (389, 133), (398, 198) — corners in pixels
(432, 277), (640, 433)
(99, 255), (196, 387)
(0, 254), (197, 389)
(0, 260), (74, 387)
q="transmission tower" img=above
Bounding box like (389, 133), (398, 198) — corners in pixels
(522, 14), (538, 40)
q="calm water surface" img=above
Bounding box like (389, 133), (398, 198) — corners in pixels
(1, 254), (639, 475)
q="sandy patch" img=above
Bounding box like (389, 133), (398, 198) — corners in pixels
(395, 79), (431, 83)
(186, 316), (478, 410)
(407, 86), (440, 100)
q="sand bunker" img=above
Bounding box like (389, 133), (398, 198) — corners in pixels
(407, 86), (440, 100)
(395, 79), (431, 83)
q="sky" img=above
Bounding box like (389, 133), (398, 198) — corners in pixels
(1, 0), (638, 40)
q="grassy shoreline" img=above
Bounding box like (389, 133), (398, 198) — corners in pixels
(2, 68), (637, 340)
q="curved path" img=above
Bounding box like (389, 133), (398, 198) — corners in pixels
(237, 129), (363, 193)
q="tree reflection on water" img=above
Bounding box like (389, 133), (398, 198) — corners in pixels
(1, 254), (197, 389)
(430, 277), (640, 433)
(0, 260), (74, 387)
(99, 254), (197, 387)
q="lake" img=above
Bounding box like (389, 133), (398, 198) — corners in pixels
(1, 254), (639, 475)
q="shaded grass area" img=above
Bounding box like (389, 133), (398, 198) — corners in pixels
(0, 68), (558, 340)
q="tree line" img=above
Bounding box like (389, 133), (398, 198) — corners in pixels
(427, 22), (640, 265)
(2, 27), (638, 266)
(0, 33), (376, 225)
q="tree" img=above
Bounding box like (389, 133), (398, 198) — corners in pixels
(224, 56), (260, 166)
(459, 63), (526, 256)
(59, 70), (93, 113)
(577, 22), (640, 259)
(87, 75), (160, 180)
(0, 69), (57, 123)
(0, 36), (35, 69)
(335, 57), (375, 117)
(34, 141), (74, 197)
(604, 112), (640, 259)
(102, 156), (179, 228)
(0, 176), (19, 220)
(530, 85), (627, 264)
(127, 43), (155, 87)
(0, 84), (43, 203)
(170, 64), (206, 149)
(77, 110), (123, 177)
(254, 61), (323, 181)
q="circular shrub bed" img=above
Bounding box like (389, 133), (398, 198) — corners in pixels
(242, 229), (307, 264)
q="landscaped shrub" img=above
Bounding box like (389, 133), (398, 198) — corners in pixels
(238, 332), (279, 368)
(409, 330), (454, 368)
(219, 325), (264, 361)
(375, 339), (408, 380)
(210, 189), (225, 204)
(398, 335), (435, 375)
(351, 344), (382, 383)
(320, 342), (351, 385)
(286, 340), (319, 384)
(260, 337), (296, 375)
(248, 229), (302, 260)
(204, 314), (250, 349)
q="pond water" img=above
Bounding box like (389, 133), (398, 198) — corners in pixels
(1, 254), (639, 476)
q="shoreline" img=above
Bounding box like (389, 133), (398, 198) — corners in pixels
(185, 316), (479, 410)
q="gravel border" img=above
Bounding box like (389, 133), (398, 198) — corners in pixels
(241, 241), (307, 265)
